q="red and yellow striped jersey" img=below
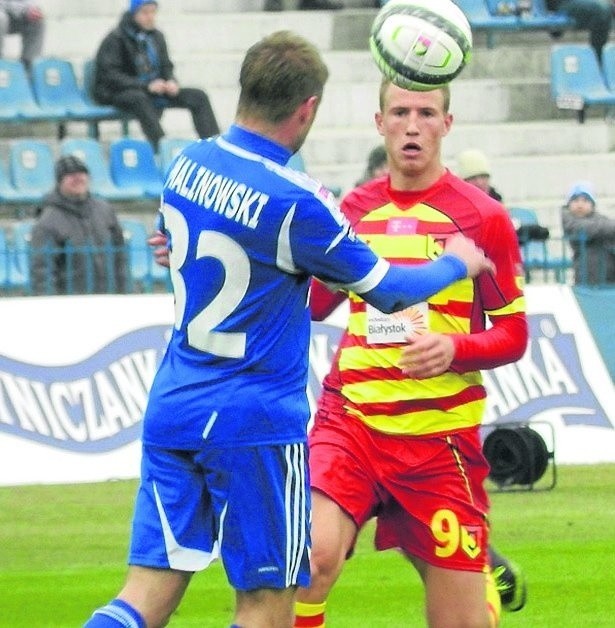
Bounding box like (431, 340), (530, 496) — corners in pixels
(320, 170), (526, 436)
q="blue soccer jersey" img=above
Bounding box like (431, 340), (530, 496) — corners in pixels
(142, 125), (467, 450)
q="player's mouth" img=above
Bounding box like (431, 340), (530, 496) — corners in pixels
(402, 141), (421, 155)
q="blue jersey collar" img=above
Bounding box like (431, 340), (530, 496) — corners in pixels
(224, 124), (292, 166)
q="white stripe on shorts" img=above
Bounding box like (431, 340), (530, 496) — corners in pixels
(284, 443), (308, 587)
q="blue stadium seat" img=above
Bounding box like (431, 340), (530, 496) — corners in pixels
(0, 59), (47, 122)
(458, 0), (518, 25)
(455, 0), (520, 46)
(458, 0), (575, 47)
(120, 218), (157, 289)
(0, 227), (8, 288)
(109, 138), (164, 199)
(509, 207), (570, 282)
(7, 220), (34, 292)
(9, 139), (55, 202)
(600, 43), (615, 92)
(30, 57), (85, 117)
(484, 0), (574, 28)
(81, 59), (132, 138)
(158, 137), (194, 175)
(60, 137), (144, 201)
(518, 0), (575, 29)
(0, 159), (26, 203)
(550, 44), (615, 123)
(30, 57), (127, 141)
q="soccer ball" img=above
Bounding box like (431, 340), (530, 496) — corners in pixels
(369, 0), (473, 91)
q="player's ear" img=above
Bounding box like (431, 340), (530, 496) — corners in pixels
(301, 95), (320, 120)
(442, 112), (453, 137)
(375, 111), (384, 136)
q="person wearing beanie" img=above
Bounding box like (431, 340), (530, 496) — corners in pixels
(456, 148), (503, 202)
(29, 155), (127, 295)
(130, 0), (158, 12)
(0, 0), (45, 71)
(562, 180), (615, 284)
(92, 0), (219, 151)
(456, 148), (550, 246)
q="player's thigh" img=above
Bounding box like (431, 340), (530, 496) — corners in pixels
(215, 442), (311, 592)
(309, 411), (383, 532)
(310, 489), (358, 571)
(129, 445), (217, 571)
(376, 429), (490, 571)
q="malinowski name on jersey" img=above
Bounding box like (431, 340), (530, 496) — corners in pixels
(166, 154), (269, 229)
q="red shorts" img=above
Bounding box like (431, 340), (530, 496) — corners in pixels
(308, 410), (491, 571)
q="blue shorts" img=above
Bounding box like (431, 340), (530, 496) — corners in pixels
(129, 442), (311, 591)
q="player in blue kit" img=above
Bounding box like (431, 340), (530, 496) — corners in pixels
(84, 30), (493, 628)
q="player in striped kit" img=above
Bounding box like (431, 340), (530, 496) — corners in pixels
(294, 80), (528, 628)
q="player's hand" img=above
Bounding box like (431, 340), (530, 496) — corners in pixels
(148, 230), (170, 268)
(398, 333), (454, 379)
(444, 233), (495, 278)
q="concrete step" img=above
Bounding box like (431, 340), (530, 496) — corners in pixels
(36, 9), (378, 63)
(300, 119), (613, 170)
(42, 0), (376, 18)
(8, 4), (611, 83)
(304, 131), (615, 206)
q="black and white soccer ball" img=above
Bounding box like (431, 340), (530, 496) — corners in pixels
(369, 0), (473, 91)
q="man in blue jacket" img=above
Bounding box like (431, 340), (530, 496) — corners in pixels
(93, 0), (219, 150)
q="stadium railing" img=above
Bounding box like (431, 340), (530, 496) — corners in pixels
(1, 218), (171, 296)
(0, 220), (604, 295)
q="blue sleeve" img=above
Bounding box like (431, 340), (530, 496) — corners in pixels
(360, 254), (467, 313)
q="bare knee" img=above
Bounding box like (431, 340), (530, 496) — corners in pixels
(118, 566), (192, 628)
(235, 587), (296, 628)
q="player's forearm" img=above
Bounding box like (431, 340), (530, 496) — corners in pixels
(360, 254), (467, 314)
(450, 313), (528, 371)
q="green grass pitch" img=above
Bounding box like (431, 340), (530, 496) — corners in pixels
(1, 463), (614, 626)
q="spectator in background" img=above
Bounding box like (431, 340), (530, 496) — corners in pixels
(546, 0), (612, 61)
(93, 0), (220, 151)
(456, 147), (550, 245)
(30, 156), (127, 295)
(0, 0), (44, 71)
(456, 147), (504, 202)
(355, 144), (388, 185)
(562, 181), (615, 284)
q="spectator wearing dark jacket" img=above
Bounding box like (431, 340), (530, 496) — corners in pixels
(30, 156), (127, 295)
(562, 181), (615, 285)
(93, 0), (220, 150)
